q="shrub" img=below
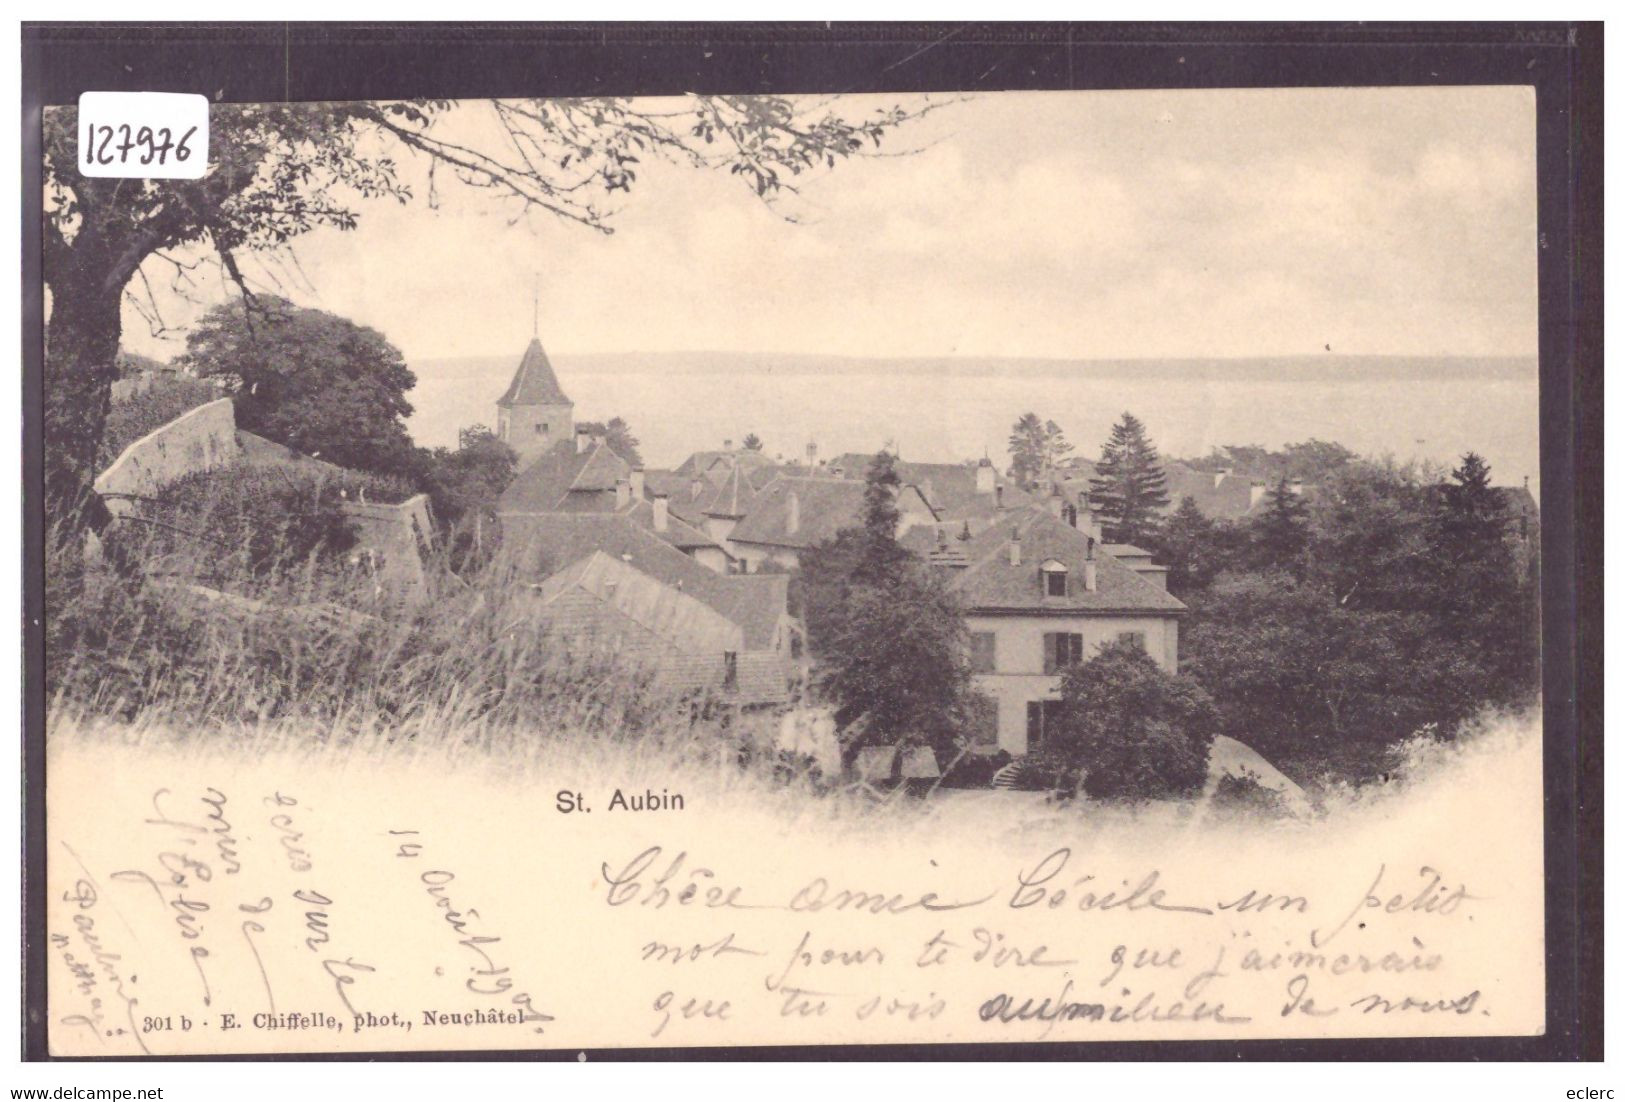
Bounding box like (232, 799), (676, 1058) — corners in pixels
(1051, 639), (1216, 801)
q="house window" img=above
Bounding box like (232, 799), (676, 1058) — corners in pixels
(1117, 631), (1147, 651)
(1043, 632), (1084, 674)
(1025, 700), (1065, 749)
(969, 632), (997, 673)
(723, 651), (738, 690)
(536, 422), (548, 435)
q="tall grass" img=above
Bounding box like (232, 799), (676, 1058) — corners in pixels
(47, 507), (765, 766)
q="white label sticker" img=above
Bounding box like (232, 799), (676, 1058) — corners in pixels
(77, 91), (209, 179)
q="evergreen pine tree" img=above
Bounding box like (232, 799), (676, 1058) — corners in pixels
(798, 447), (971, 759)
(1253, 475), (1311, 573)
(1088, 412), (1170, 545)
(1431, 452), (1529, 694)
(1007, 413), (1046, 488)
(1153, 495), (1221, 595)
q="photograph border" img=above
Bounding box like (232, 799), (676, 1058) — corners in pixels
(19, 20), (1603, 1062)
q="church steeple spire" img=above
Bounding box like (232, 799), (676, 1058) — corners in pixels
(495, 292), (574, 468)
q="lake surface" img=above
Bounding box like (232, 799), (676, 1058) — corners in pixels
(405, 352), (1542, 498)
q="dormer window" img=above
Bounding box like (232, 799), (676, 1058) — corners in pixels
(536, 422), (548, 435)
(1040, 558), (1068, 597)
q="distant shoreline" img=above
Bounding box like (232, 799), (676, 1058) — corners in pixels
(409, 350), (1539, 384)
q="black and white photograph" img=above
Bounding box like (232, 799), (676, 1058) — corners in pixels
(20, 22), (1598, 1070)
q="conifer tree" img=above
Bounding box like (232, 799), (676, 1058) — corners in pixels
(1007, 413), (1073, 489)
(1088, 412), (1170, 545)
(1253, 475), (1311, 574)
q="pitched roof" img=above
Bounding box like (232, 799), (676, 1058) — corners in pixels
(728, 475), (941, 551)
(641, 469), (712, 529)
(944, 508), (1187, 615)
(496, 338), (572, 408)
(501, 514), (786, 649)
(533, 553), (789, 705)
(1159, 462), (1263, 520)
(696, 461), (760, 519)
(537, 551), (743, 652)
(674, 448), (777, 479)
(497, 440), (630, 513)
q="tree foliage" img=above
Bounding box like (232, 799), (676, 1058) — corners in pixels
(1048, 639), (1217, 800)
(1089, 412), (1170, 546)
(577, 417), (643, 467)
(418, 425), (519, 572)
(1187, 439), (1358, 484)
(1149, 496), (1238, 597)
(1174, 454), (1540, 783)
(741, 433), (764, 452)
(43, 95), (936, 530)
(180, 296), (419, 478)
(1252, 476), (1311, 574)
(799, 451), (971, 760)
(1007, 412), (1073, 489)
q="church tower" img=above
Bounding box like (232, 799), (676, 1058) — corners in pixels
(495, 334), (573, 469)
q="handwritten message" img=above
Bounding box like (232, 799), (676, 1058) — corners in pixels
(45, 738), (1544, 1055)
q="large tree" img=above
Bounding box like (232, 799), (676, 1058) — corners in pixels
(419, 425), (519, 571)
(1151, 496), (1231, 597)
(1089, 412), (1170, 545)
(1428, 452), (1531, 693)
(1049, 639), (1217, 800)
(43, 96), (932, 532)
(1007, 412), (1073, 489)
(181, 296), (418, 476)
(1252, 475), (1311, 575)
(798, 451), (970, 760)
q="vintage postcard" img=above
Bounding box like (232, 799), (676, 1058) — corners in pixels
(38, 81), (1549, 1056)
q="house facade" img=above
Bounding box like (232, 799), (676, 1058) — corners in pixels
(913, 508), (1186, 756)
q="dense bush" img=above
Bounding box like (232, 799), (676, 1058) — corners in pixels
(1051, 639), (1217, 801)
(113, 465), (422, 582)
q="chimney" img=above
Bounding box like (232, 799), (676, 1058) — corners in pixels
(653, 493), (669, 532)
(575, 426), (593, 454)
(786, 490), (800, 535)
(1249, 481), (1267, 510)
(976, 458), (996, 495)
(1084, 539), (1098, 592)
(806, 441), (818, 466)
(615, 477), (631, 510)
(723, 438), (734, 451)
(1008, 528), (1022, 566)
(1047, 487), (1064, 518)
(995, 484), (1005, 511)
(1214, 466), (1233, 488)
(630, 467), (645, 501)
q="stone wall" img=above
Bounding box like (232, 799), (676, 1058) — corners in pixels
(93, 398), (239, 518)
(341, 494), (435, 603)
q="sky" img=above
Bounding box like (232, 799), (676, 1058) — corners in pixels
(118, 86), (1539, 366)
